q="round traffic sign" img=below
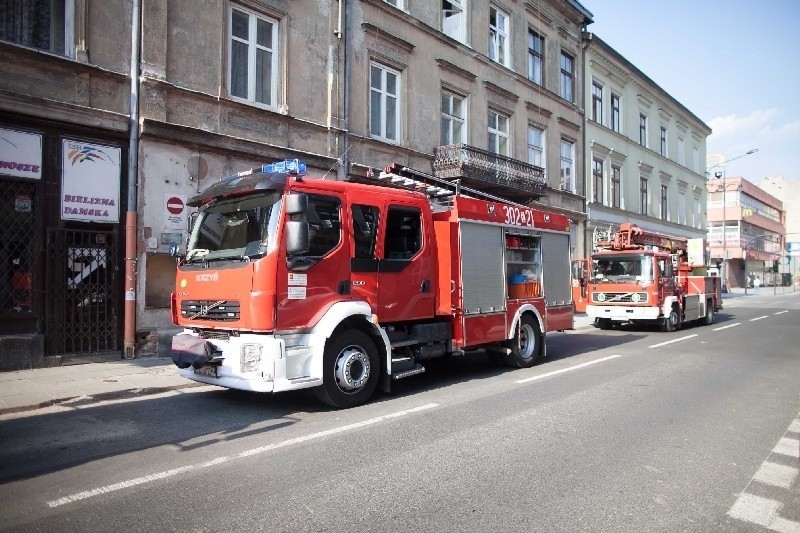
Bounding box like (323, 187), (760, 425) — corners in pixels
(167, 196), (184, 215)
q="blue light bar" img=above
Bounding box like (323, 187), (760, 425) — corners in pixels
(261, 159), (307, 174)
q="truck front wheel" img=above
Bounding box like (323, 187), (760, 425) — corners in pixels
(503, 315), (541, 368)
(315, 330), (380, 408)
(661, 307), (680, 332)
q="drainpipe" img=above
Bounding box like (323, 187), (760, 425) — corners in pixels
(337, 0), (350, 180)
(123, 0), (141, 358)
(580, 30), (592, 260)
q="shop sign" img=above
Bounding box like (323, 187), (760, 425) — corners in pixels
(61, 140), (121, 223)
(14, 195), (32, 212)
(0, 128), (43, 179)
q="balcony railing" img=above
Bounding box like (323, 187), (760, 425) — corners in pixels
(433, 144), (546, 202)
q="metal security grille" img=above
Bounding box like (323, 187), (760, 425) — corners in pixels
(0, 180), (38, 314)
(45, 229), (120, 356)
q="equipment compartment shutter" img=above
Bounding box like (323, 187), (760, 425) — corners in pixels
(460, 222), (504, 313)
(541, 232), (571, 305)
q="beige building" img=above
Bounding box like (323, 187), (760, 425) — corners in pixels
(757, 176), (800, 286)
(582, 33), (710, 257)
(0, 0), (594, 368)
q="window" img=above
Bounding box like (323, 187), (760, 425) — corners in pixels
(0, 0), (68, 55)
(592, 82), (603, 124)
(370, 62), (400, 142)
(442, 0), (466, 42)
(693, 196), (702, 229)
(660, 126), (668, 157)
(677, 137), (686, 166)
(527, 126), (545, 172)
(488, 110), (509, 156)
(560, 52), (574, 102)
(692, 146), (699, 172)
(441, 91), (466, 145)
(639, 113), (648, 147)
(527, 30), (543, 85)
(384, 207), (422, 260)
(640, 178), (648, 215)
(611, 94), (621, 133)
(678, 191), (687, 224)
(384, 0), (404, 7)
(488, 6), (509, 67)
(560, 140), (575, 192)
(306, 195), (342, 257)
(660, 185), (668, 220)
(611, 165), (621, 208)
(351, 204), (380, 259)
(592, 158), (604, 204)
(229, 6), (279, 107)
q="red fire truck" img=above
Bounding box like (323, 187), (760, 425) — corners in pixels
(585, 223), (722, 332)
(170, 160), (574, 407)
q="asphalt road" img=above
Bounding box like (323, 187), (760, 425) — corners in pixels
(1, 293), (798, 532)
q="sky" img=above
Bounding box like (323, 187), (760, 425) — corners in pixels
(585, 0), (800, 184)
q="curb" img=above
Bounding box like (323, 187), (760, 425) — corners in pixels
(0, 382), (205, 417)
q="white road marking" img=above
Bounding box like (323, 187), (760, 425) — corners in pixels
(753, 461), (799, 489)
(774, 310), (789, 315)
(750, 315), (770, 322)
(773, 437), (800, 459)
(713, 322), (741, 331)
(789, 420), (800, 433)
(515, 354), (621, 384)
(728, 494), (800, 533)
(648, 334), (697, 349)
(46, 403), (438, 508)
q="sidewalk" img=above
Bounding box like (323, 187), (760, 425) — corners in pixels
(1, 290), (794, 416)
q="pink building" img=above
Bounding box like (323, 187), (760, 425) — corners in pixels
(707, 177), (785, 288)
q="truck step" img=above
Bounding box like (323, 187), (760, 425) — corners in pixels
(392, 363), (426, 380)
(390, 338), (419, 348)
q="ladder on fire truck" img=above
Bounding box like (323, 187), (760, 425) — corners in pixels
(363, 163), (528, 208)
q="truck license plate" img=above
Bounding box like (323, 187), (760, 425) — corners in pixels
(194, 365), (217, 378)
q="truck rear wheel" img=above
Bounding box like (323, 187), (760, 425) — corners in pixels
(315, 330), (379, 408)
(703, 300), (715, 325)
(503, 315), (541, 368)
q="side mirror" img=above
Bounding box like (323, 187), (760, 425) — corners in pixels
(285, 193), (308, 216)
(285, 220), (309, 255)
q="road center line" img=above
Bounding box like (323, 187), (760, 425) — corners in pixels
(46, 403), (439, 508)
(648, 334), (698, 349)
(515, 354), (621, 384)
(713, 323), (740, 331)
(750, 315), (769, 322)
(774, 310), (788, 315)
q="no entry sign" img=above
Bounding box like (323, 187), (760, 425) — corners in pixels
(167, 196), (184, 215)
(164, 193), (188, 230)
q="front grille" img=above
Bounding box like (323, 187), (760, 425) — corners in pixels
(199, 330), (234, 341)
(592, 292), (648, 304)
(180, 300), (240, 321)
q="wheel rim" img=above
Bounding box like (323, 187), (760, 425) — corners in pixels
(334, 346), (371, 392)
(670, 311), (679, 327)
(519, 323), (537, 359)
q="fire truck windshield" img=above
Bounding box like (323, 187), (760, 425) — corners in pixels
(591, 254), (653, 283)
(186, 192), (282, 262)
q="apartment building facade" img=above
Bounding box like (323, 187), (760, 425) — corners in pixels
(758, 176), (800, 286)
(582, 34), (710, 257)
(0, 0), (593, 368)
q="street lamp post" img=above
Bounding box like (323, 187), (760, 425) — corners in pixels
(706, 148), (759, 291)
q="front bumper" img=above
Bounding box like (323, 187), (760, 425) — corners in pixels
(176, 331), (322, 392)
(586, 304), (661, 321)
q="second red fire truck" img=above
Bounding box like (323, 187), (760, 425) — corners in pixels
(584, 223), (722, 332)
(170, 160), (575, 408)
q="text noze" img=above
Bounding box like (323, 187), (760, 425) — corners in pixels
(503, 205), (535, 228)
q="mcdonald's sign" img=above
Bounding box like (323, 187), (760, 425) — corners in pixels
(741, 207), (753, 217)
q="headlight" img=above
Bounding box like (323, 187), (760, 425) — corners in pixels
(241, 343), (262, 373)
(631, 293), (641, 303)
(596, 293), (606, 302)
